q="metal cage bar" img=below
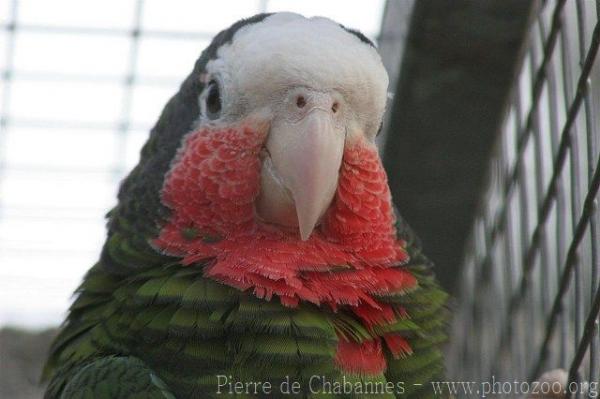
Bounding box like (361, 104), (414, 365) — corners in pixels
(449, 0), (600, 393)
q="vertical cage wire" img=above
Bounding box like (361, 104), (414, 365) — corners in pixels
(448, 0), (600, 392)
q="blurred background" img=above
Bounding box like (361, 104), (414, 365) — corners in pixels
(1, 0), (599, 398)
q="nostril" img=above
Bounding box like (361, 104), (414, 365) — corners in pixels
(296, 95), (306, 108)
(331, 101), (339, 114)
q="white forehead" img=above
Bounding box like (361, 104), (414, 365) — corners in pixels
(206, 13), (389, 129)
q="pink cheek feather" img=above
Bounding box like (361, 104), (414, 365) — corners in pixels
(153, 120), (417, 375)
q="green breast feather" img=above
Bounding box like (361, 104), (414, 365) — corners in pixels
(42, 210), (448, 399)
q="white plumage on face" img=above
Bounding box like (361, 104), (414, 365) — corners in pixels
(204, 12), (389, 139)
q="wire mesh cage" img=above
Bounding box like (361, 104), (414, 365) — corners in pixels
(448, 0), (600, 393)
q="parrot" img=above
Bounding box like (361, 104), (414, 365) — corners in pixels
(42, 13), (448, 399)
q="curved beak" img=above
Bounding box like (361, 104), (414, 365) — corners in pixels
(262, 108), (345, 240)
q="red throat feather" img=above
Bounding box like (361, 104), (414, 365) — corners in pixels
(154, 120), (417, 374)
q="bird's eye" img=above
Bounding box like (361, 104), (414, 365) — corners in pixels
(205, 80), (222, 119)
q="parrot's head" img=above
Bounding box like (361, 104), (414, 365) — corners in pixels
(113, 11), (414, 311)
(194, 13), (389, 241)
(120, 13), (406, 288)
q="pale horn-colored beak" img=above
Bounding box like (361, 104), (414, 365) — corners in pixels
(257, 95), (345, 240)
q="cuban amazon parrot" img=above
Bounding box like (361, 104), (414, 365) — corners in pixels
(43, 13), (448, 399)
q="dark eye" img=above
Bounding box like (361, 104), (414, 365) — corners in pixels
(205, 80), (222, 119)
